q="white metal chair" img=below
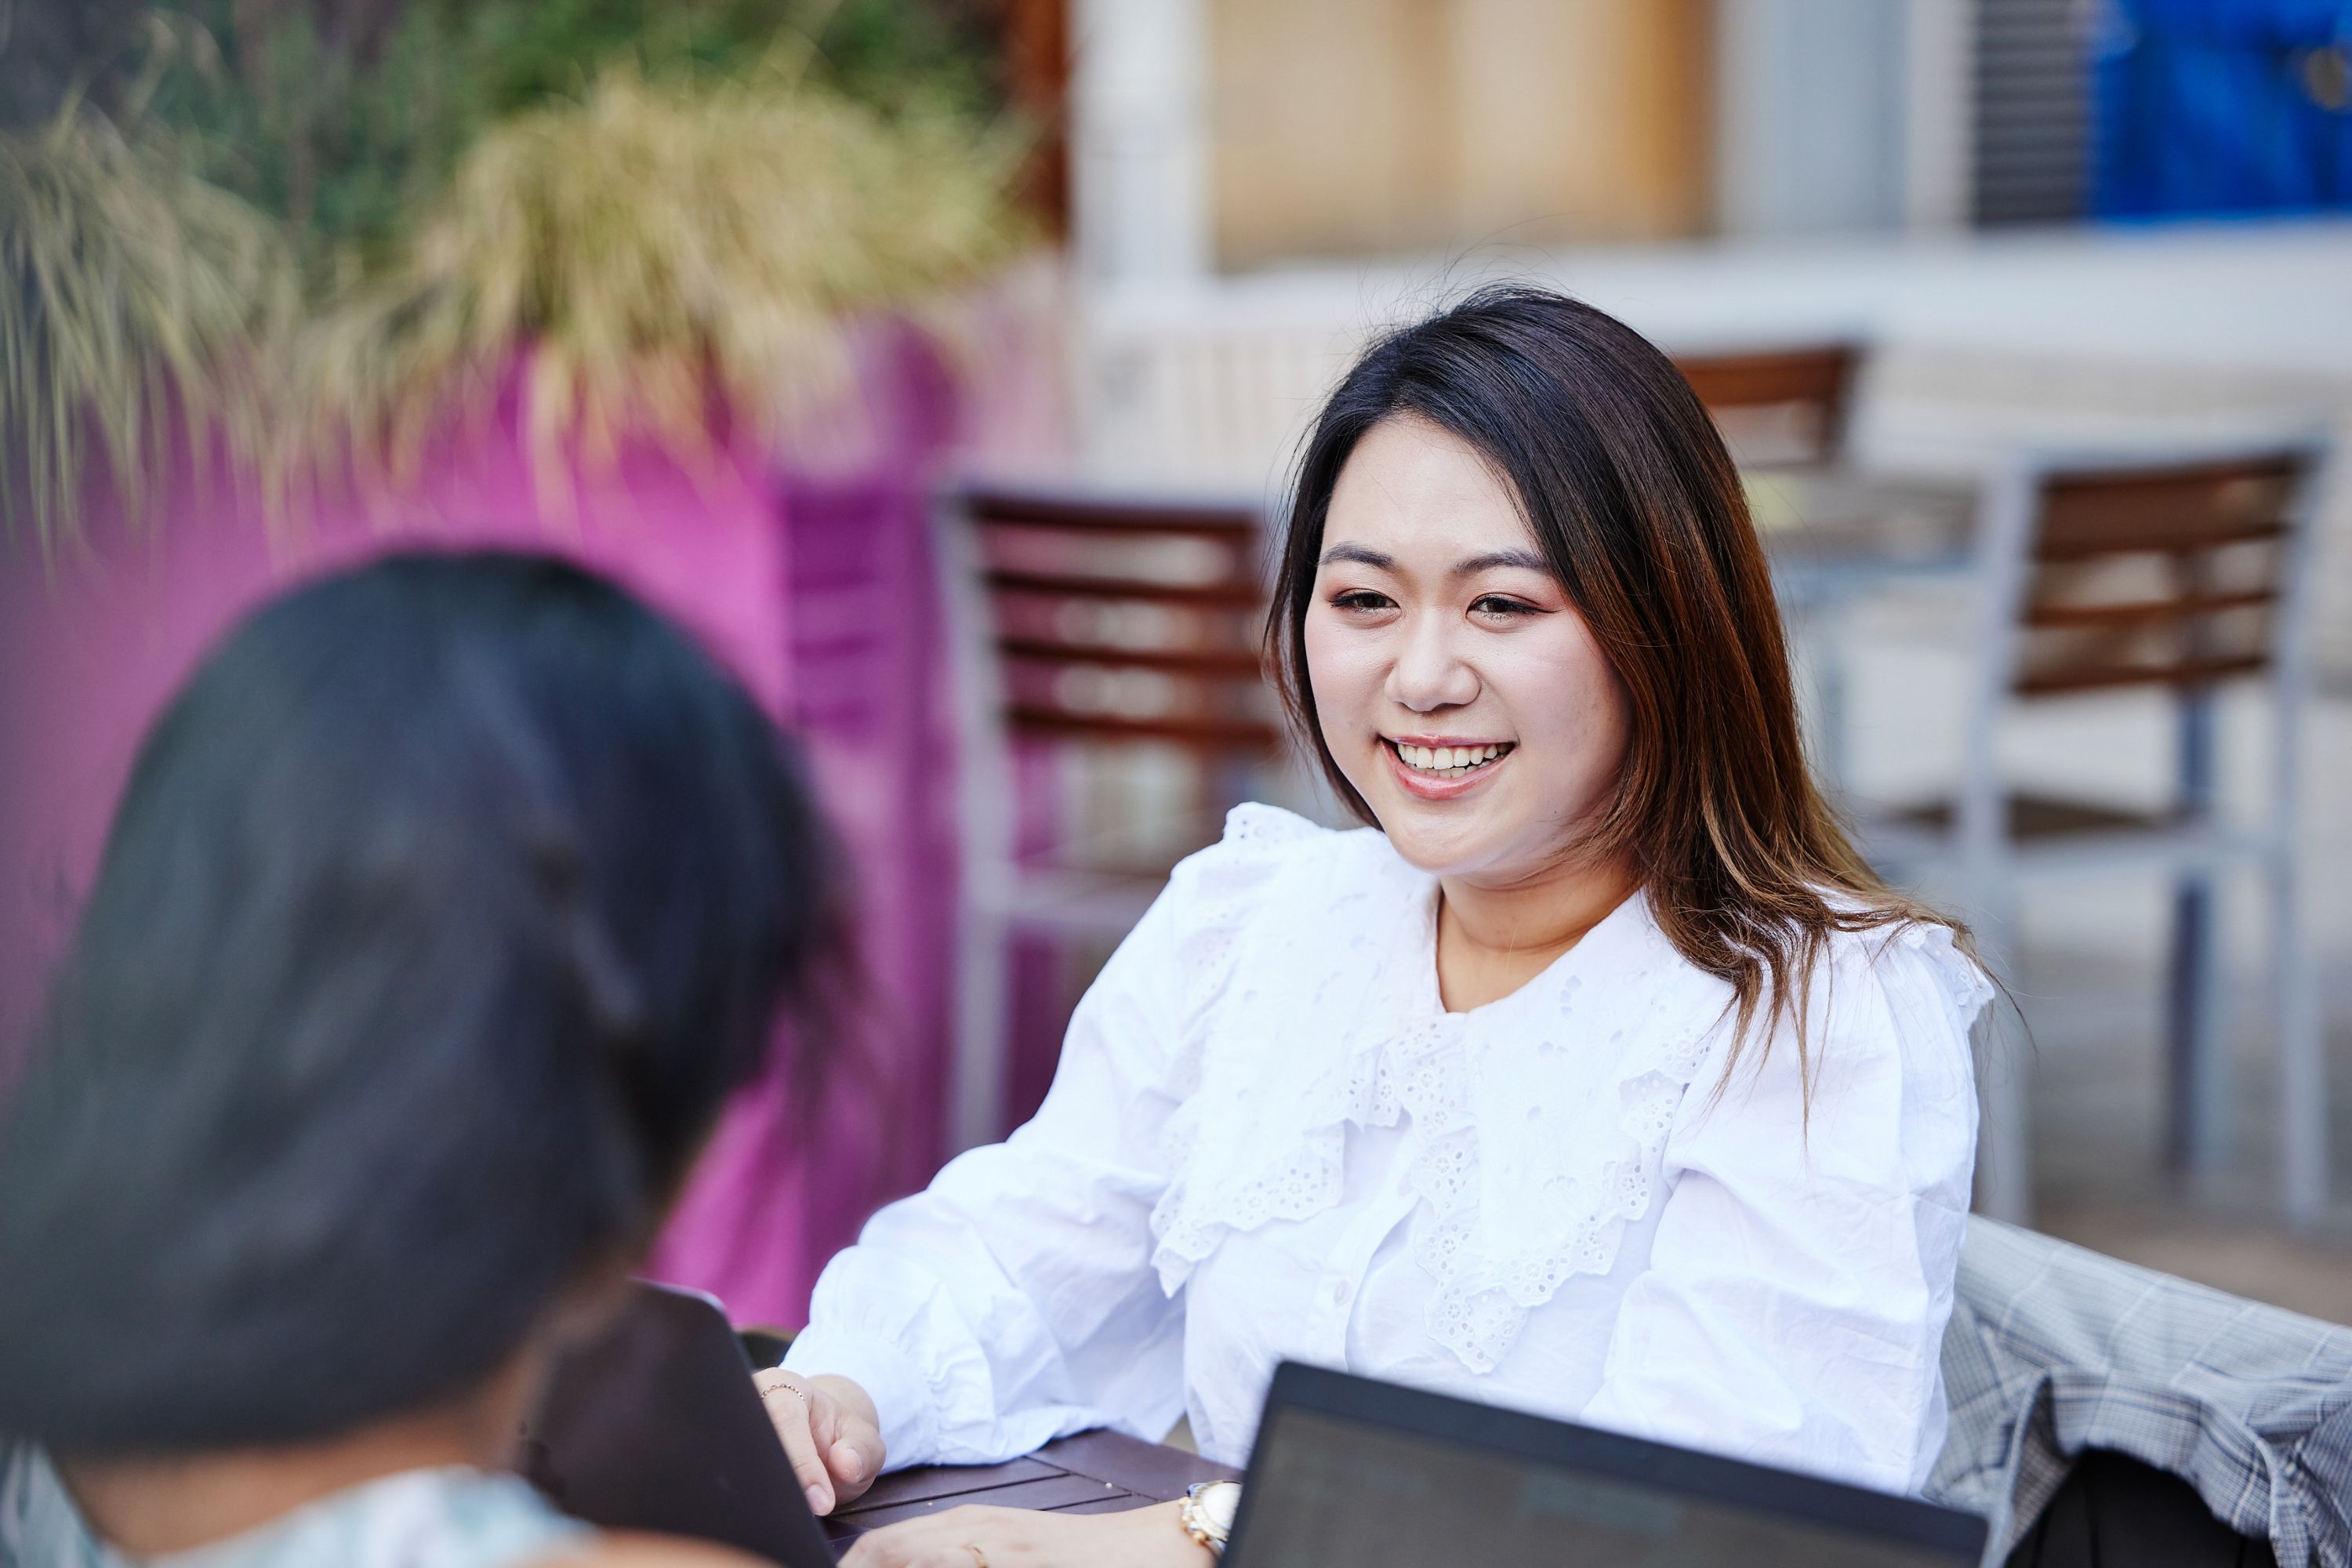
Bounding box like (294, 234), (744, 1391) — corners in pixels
(1860, 437), (2336, 1228)
(1678, 342), (1882, 786)
(934, 481), (1285, 1153)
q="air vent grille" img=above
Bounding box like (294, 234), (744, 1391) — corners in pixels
(1974, 0), (2095, 224)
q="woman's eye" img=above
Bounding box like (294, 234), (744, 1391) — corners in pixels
(1471, 595), (1540, 617)
(1330, 590), (1396, 612)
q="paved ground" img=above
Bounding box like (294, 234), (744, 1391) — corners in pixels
(2024, 935), (2352, 1324)
(1839, 601), (2352, 1324)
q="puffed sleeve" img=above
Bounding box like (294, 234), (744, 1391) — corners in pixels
(782, 805), (1321, 1469)
(780, 891), (1188, 1468)
(1576, 924), (1990, 1495)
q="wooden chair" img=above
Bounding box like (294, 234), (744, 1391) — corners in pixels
(935, 481), (1284, 1151)
(1862, 439), (2336, 1227)
(1675, 343), (1860, 468)
(1677, 343), (1868, 786)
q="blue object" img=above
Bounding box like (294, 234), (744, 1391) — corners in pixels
(2095, 0), (2352, 218)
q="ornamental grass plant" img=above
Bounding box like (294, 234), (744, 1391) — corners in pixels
(2, 12), (1032, 550)
(293, 55), (1030, 491)
(0, 108), (296, 554)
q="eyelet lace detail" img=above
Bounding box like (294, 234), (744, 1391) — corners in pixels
(1146, 813), (1994, 1377)
(1388, 953), (1724, 1371)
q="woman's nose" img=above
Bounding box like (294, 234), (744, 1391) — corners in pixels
(1385, 615), (1479, 712)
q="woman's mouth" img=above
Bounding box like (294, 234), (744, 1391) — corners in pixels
(1383, 739), (1515, 779)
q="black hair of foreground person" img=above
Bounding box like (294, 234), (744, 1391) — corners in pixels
(0, 551), (841, 1450)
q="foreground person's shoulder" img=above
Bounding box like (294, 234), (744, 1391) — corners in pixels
(528, 1530), (773, 1568)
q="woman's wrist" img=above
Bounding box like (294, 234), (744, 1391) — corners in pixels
(1134, 1499), (1217, 1565)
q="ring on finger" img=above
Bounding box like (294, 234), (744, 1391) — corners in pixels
(963, 1548), (987, 1568)
(758, 1377), (808, 1404)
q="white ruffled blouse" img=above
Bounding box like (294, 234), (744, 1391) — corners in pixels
(785, 805), (1990, 1495)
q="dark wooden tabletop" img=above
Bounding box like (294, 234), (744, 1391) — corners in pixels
(823, 1429), (1241, 1546)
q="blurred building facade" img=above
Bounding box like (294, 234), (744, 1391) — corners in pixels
(1070, 0), (2352, 284)
(1072, 0), (1984, 288)
(1033, 0), (2352, 1269)
(1056, 0), (2352, 677)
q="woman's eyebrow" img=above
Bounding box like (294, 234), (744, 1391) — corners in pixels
(1455, 547), (1549, 574)
(1318, 543), (1395, 569)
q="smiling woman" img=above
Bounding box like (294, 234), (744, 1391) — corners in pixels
(765, 287), (1993, 1568)
(1270, 287), (1940, 1040)
(1297, 415), (1640, 1011)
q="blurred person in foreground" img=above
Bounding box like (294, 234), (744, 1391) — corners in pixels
(0, 553), (840, 1567)
(771, 287), (1994, 1567)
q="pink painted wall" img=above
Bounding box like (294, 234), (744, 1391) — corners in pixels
(1, 354), (884, 1327)
(2, 289), (1071, 1328)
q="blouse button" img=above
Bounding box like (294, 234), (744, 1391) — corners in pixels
(1330, 1279), (1353, 1308)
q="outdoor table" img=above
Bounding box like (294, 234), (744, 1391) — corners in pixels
(1753, 466), (1978, 593)
(824, 1428), (1240, 1547)
(1751, 467), (1980, 790)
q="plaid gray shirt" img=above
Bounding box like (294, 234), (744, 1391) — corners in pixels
(1926, 1218), (2352, 1566)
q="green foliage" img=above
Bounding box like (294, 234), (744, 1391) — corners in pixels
(141, 0), (1010, 280)
(0, 0), (157, 130)
(1, 3), (1026, 552)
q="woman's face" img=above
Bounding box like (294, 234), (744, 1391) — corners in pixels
(1303, 415), (1629, 884)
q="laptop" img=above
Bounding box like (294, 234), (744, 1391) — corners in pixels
(515, 1280), (841, 1566)
(1225, 1363), (1988, 1567)
(514, 1281), (1204, 1560)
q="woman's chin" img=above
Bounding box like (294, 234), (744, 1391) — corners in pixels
(1364, 790), (1512, 878)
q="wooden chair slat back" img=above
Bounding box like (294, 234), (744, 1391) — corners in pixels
(960, 488), (1282, 754)
(1675, 344), (1859, 468)
(2014, 454), (2311, 699)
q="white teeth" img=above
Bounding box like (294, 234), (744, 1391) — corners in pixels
(1392, 741), (1512, 776)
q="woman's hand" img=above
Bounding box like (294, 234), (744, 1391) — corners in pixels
(840, 1501), (1211, 1568)
(754, 1370), (887, 1515)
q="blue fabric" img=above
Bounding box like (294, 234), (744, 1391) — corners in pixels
(2095, 0), (2352, 218)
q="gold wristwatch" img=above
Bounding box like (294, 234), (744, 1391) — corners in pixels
(1178, 1480), (1241, 1557)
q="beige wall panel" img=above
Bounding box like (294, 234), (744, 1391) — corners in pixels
(1450, 0), (1711, 241)
(1210, 0), (1710, 268)
(1209, 0), (1438, 265)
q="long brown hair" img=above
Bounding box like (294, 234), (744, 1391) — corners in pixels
(1268, 285), (1958, 1090)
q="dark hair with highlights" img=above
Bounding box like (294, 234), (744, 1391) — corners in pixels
(0, 551), (843, 1450)
(1269, 285), (1959, 1086)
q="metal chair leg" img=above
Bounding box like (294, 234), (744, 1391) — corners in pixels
(949, 902), (1011, 1156)
(1970, 881), (2033, 1226)
(2165, 869), (2229, 1174)
(2272, 846), (2327, 1226)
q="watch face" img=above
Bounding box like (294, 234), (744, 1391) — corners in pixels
(1201, 1482), (1242, 1532)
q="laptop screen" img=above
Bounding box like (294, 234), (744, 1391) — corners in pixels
(1230, 1370), (1984, 1568)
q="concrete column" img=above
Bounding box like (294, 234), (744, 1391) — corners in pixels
(1904, 0), (1976, 230)
(1069, 0), (1213, 287)
(1714, 0), (1910, 236)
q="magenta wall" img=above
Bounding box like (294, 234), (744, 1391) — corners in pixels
(0, 343), (962, 1327)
